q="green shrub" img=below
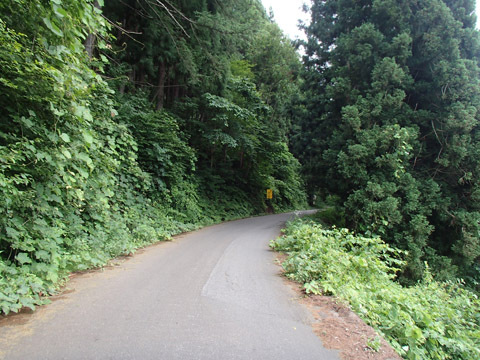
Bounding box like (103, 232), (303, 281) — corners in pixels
(271, 219), (480, 360)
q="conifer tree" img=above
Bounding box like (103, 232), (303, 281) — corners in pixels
(297, 0), (480, 281)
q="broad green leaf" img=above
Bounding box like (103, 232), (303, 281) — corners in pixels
(61, 149), (72, 159)
(46, 271), (58, 283)
(82, 131), (93, 145)
(74, 105), (93, 122)
(53, 5), (67, 19)
(16, 253), (31, 265)
(20, 116), (34, 128)
(60, 133), (70, 143)
(19, 297), (35, 311)
(76, 152), (93, 167)
(77, 167), (89, 178)
(35, 250), (50, 261)
(5, 227), (20, 238)
(42, 17), (63, 37)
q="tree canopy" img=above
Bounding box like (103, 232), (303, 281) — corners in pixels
(295, 0), (480, 282)
(0, 0), (306, 314)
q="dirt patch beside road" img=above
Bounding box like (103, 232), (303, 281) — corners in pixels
(276, 254), (402, 360)
(300, 294), (401, 360)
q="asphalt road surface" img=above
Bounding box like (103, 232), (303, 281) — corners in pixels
(0, 212), (339, 360)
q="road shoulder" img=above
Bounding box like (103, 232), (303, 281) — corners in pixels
(275, 253), (402, 360)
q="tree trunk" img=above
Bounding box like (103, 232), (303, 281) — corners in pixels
(210, 147), (215, 169)
(174, 79), (181, 101)
(156, 62), (167, 111)
(85, 34), (95, 59)
(119, 69), (134, 94)
(85, 1), (100, 59)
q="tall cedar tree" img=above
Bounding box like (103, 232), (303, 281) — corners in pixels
(296, 0), (480, 281)
(103, 0), (307, 211)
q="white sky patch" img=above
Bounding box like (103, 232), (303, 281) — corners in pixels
(261, 0), (309, 40)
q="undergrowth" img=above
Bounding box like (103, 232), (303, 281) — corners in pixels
(0, 2), (307, 315)
(1, 184), (292, 315)
(270, 218), (480, 360)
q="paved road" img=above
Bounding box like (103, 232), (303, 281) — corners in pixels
(0, 212), (339, 360)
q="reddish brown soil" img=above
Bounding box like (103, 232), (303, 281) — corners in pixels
(277, 254), (402, 360)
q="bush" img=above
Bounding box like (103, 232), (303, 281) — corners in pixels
(271, 219), (480, 360)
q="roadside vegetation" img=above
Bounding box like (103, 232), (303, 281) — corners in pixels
(287, 2), (480, 356)
(271, 217), (480, 360)
(2, 2), (480, 359)
(0, 0), (306, 315)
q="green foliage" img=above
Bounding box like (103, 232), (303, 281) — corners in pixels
(271, 219), (480, 360)
(366, 336), (382, 352)
(230, 60), (255, 81)
(103, 0), (307, 218)
(314, 208), (346, 228)
(313, 195), (346, 227)
(0, 0), (307, 314)
(0, 4), (182, 314)
(114, 92), (196, 193)
(296, 0), (480, 281)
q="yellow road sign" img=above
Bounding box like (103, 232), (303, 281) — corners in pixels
(266, 189), (273, 199)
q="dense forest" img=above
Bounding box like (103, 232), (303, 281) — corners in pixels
(2, 0), (480, 358)
(294, 0), (480, 285)
(0, 0), (306, 313)
(1, 0), (480, 332)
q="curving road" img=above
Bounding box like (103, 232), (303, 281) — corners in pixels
(0, 212), (339, 360)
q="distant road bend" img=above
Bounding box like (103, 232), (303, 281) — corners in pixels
(0, 212), (339, 360)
